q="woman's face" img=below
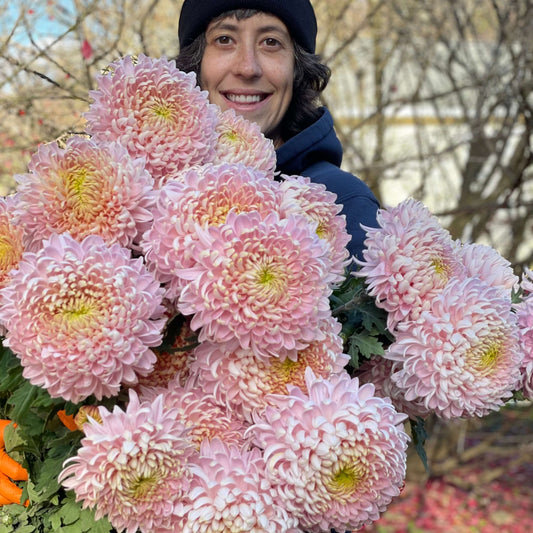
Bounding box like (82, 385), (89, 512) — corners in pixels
(200, 13), (295, 145)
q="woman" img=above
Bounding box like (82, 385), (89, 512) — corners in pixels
(176, 0), (379, 261)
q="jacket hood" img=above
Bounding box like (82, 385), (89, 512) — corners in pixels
(275, 107), (342, 175)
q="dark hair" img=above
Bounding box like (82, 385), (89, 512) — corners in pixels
(174, 9), (331, 142)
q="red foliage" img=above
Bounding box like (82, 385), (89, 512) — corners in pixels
(81, 39), (93, 61)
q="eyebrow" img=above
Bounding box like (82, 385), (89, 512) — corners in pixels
(207, 20), (289, 36)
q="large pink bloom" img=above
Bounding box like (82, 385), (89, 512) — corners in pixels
(356, 356), (430, 420)
(140, 377), (249, 450)
(455, 241), (518, 293)
(178, 211), (332, 358)
(279, 174), (351, 285)
(355, 198), (465, 331)
(59, 391), (195, 533)
(84, 54), (218, 186)
(0, 195), (25, 289)
(386, 277), (523, 418)
(0, 233), (166, 402)
(515, 272), (533, 399)
(250, 369), (409, 532)
(13, 136), (154, 249)
(141, 163), (282, 300)
(521, 267), (533, 294)
(189, 316), (350, 422)
(0, 195), (26, 336)
(183, 439), (299, 532)
(213, 108), (276, 176)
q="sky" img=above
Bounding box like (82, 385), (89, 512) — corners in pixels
(3, 1), (76, 44)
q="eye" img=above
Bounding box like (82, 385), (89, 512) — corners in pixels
(215, 35), (233, 45)
(264, 37), (281, 47)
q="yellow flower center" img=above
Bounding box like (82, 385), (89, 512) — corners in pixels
(267, 357), (298, 392)
(207, 204), (232, 226)
(316, 222), (327, 240)
(325, 462), (366, 500)
(252, 262), (288, 301)
(0, 235), (20, 271)
(431, 256), (451, 281)
(257, 265), (276, 285)
(62, 165), (101, 218)
(221, 129), (241, 143)
(51, 291), (99, 332)
(469, 339), (502, 376)
(151, 99), (176, 122)
(70, 167), (88, 195)
(130, 474), (159, 499)
(278, 356), (297, 375)
(61, 303), (93, 322)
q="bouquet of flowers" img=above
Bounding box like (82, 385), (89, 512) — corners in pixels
(0, 54), (531, 533)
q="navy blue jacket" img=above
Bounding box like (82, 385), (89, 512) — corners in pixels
(276, 107), (379, 260)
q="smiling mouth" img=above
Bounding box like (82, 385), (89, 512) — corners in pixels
(224, 93), (267, 104)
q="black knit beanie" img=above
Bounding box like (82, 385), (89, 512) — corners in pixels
(178, 0), (317, 53)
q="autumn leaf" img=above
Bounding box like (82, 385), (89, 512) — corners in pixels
(81, 39), (93, 61)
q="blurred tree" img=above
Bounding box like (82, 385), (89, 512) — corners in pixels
(0, 0), (182, 191)
(318, 0), (532, 270)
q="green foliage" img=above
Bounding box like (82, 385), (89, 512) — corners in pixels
(409, 417), (429, 473)
(0, 342), (113, 532)
(0, 493), (113, 533)
(330, 271), (393, 369)
(331, 272), (431, 469)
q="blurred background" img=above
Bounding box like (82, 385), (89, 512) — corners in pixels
(1, 1), (531, 531)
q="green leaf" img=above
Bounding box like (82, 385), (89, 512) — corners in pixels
(410, 417), (429, 472)
(348, 331), (385, 362)
(58, 499), (81, 525)
(49, 511), (63, 530)
(9, 527), (35, 533)
(30, 432), (82, 503)
(2, 421), (27, 454)
(0, 346), (25, 398)
(330, 269), (393, 371)
(5, 424), (41, 461)
(59, 525), (84, 533)
(79, 507), (113, 533)
(6, 381), (39, 423)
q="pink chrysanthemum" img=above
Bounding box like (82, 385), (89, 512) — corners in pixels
(455, 241), (518, 293)
(141, 163), (282, 300)
(183, 439), (299, 532)
(190, 316), (350, 422)
(213, 108), (276, 176)
(279, 174), (351, 285)
(84, 54), (218, 186)
(178, 211), (332, 358)
(59, 390), (195, 533)
(356, 356), (430, 420)
(355, 198), (466, 331)
(135, 315), (197, 389)
(13, 136), (154, 249)
(521, 267), (533, 294)
(250, 369), (408, 532)
(0, 233), (166, 402)
(515, 291), (533, 399)
(0, 195), (26, 336)
(386, 277), (523, 418)
(0, 195), (25, 289)
(140, 377), (249, 450)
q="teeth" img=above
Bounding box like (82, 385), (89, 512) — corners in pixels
(226, 94), (263, 103)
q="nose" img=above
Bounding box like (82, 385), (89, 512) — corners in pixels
(234, 44), (262, 78)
